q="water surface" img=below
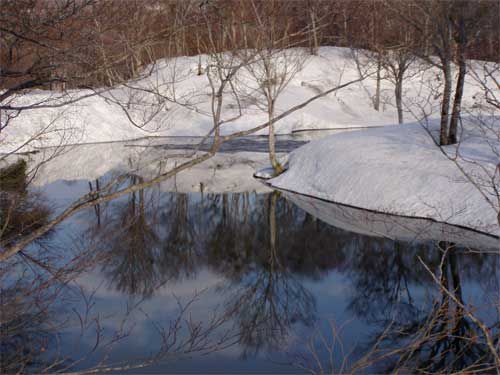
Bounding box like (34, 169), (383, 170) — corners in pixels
(2, 139), (499, 374)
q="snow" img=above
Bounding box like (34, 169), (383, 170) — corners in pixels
(2, 47), (486, 154)
(269, 121), (500, 237)
(253, 166), (280, 180)
(2, 46), (498, 238)
(253, 156), (289, 179)
(21, 141), (273, 194)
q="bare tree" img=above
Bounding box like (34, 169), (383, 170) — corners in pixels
(382, 49), (418, 124)
(0, 0), (368, 261)
(242, 1), (307, 175)
(449, 60), (500, 225)
(0, 0), (175, 157)
(393, 0), (493, 145)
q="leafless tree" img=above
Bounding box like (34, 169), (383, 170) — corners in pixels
(240, 1), (308, 175)
(393, 0), (494, 145)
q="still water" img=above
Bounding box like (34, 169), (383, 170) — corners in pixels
(1, 139), (499, 374)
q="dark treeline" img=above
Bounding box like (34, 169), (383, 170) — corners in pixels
(1, 0), (498, 91)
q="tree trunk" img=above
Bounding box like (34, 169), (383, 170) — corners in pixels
(395, 72), (404, 124)
(448, 57), (466, 144)
(268, 101), (283, 175)
(424, 17), (430, 56)
(374, 55), (381, 111)
(243, 23), (248, 49)
(342, 10), (348, 44)
(196, 34), (203, 76)
(449, 21), (467, 145)
(231, 11), (237, 45)
(310, 10), (318, 55)
(439, 60), (453, 146)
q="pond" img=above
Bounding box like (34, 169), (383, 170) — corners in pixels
(1, 138), (499, 374)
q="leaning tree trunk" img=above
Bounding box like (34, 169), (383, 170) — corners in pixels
(448, 57), (466, 145)
(439, 60), (453, 146)
(268, 101), (284, 175)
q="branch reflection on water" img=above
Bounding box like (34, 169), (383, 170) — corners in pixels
(288, 241), (499, 374)
(87, 185), (498, 372)
(1, 168), (498, 373)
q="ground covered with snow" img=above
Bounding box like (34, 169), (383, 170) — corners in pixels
(269, 120), (500, 237)
(3, 46), (499, 239)
(0, 47), (487, 154)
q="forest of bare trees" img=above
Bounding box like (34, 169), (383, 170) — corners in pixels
(1, 0), (498, 147)
(2, 1), (498, 85)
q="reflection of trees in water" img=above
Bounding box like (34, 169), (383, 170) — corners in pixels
(95, 186), (204, 297)
(377, 244), (499, 373)
(158, 193), (200, 281)
(94, 190), (349, 355)
(1, 176), (243, 373)
(97, 175), (162, 297)
(89, 188), (498, 366)
(345, 236), (498, 325)
(96, 189), (349, 300)
(203, 191), (385, 356)
(0, 160), (52, 248)
(347, 240), (431, 323)
(0, 160), (59, 372)
(294, 240), (499, 374)
(210, 192), (317, 357)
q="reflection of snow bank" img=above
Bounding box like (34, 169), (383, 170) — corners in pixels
(270, 122), (500, 237)
(28, 141), (272, 194)
(284, 191), (498, 251)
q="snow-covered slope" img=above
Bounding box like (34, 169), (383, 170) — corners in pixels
(0, 47), (487, 154)
(269, 121), (500, 236)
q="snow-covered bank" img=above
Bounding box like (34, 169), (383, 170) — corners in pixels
(1, 47), (488, 154)
(269, 121), (500, 237)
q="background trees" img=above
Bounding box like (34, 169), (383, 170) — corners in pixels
(2, 0), (497, 140)
(390, 0), (498, 145)
(0, 0), (171, 141)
